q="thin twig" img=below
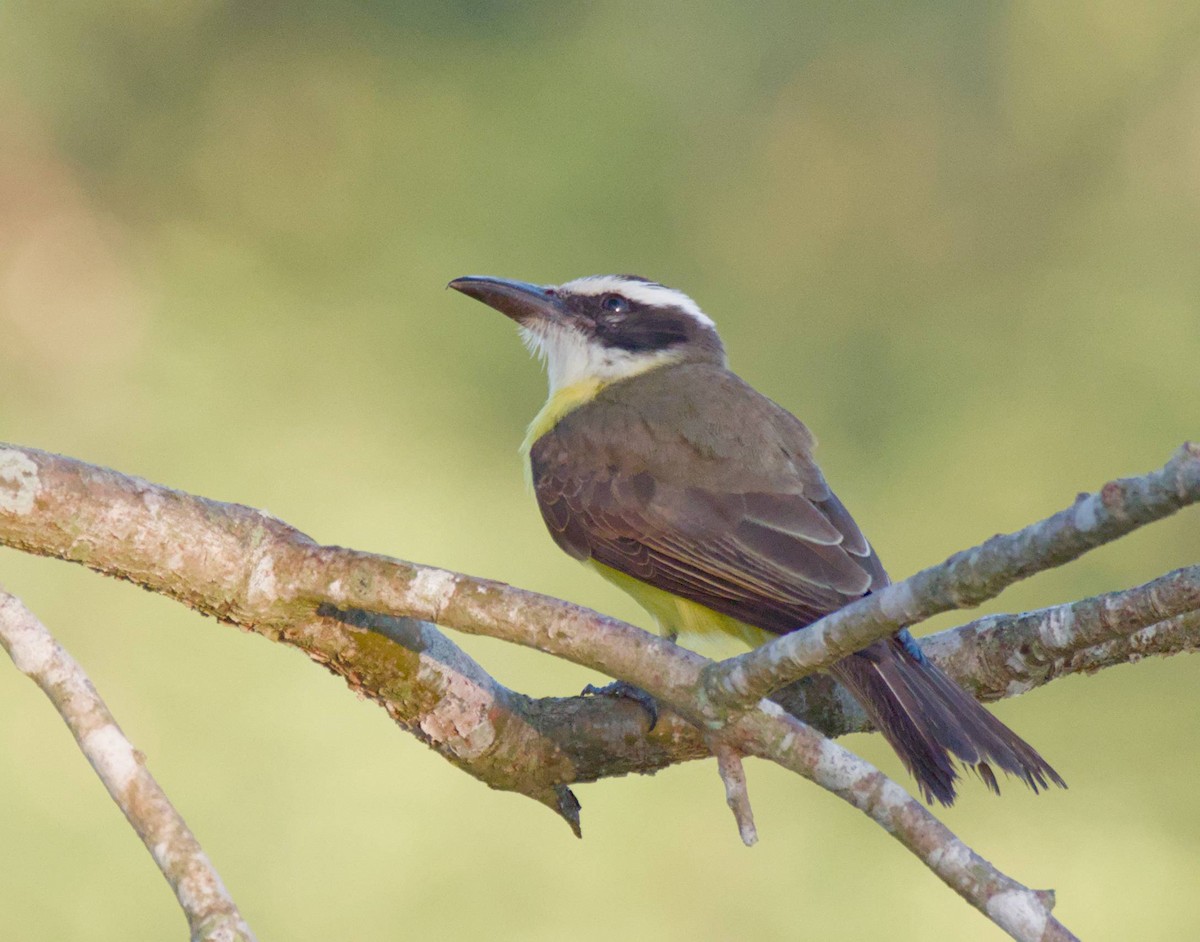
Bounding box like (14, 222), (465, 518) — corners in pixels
(708, 738), (757, 846)
(0, 584), (256, 942)
(703, 442), (1200, 711)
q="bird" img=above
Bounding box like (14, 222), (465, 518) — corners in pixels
(448, 272), (1065, 805)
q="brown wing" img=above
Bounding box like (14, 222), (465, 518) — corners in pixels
(529, 364), (888, 635)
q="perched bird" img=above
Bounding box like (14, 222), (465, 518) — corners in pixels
(449, 273), (1064, 805)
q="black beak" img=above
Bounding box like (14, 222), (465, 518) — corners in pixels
(448, 275), (563, 325)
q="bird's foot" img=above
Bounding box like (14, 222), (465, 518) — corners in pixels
(581, 680), (659, 731)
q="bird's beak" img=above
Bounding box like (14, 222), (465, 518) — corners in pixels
(448, 275), (563, 325)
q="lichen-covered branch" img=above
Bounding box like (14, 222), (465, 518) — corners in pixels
(704, 443), (1200, 710)
(0, 443), (701, 828)
(0, 585), (256, 942)
(314, 606), (708, 832)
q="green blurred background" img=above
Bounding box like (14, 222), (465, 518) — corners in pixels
(1, 2), (1198, 939)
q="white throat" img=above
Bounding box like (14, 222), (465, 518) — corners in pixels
(519, 322), (680, 395)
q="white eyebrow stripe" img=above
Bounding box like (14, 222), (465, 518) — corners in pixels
(558, 275), (715, 328)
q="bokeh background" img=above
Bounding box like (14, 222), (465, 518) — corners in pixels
(1, 2), (1198, 939)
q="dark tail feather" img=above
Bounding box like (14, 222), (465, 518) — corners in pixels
(830, 634), (1066, 806)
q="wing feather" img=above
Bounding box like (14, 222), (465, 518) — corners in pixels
(533, 463), (884, 636)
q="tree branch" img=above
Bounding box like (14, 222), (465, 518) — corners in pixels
(6, 442), (1194, 940)
(5, 442), (1190, 794)
(0, 583), (256, 942)
(736, 701), (1076, 942)
(702, 443), (1200, 711)
(929, 564), (1200, 700)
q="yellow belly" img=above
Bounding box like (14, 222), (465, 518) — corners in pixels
(589, 561), (774, 649)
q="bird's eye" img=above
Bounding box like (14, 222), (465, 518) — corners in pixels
(601, 295), (628, 314)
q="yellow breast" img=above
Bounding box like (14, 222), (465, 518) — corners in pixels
(519, 378), (604, 458)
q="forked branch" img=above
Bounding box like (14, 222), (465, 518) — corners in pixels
(3, 442), (1197, 941)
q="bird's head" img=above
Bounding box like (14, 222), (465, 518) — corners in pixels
(449, 274), (726, 393)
